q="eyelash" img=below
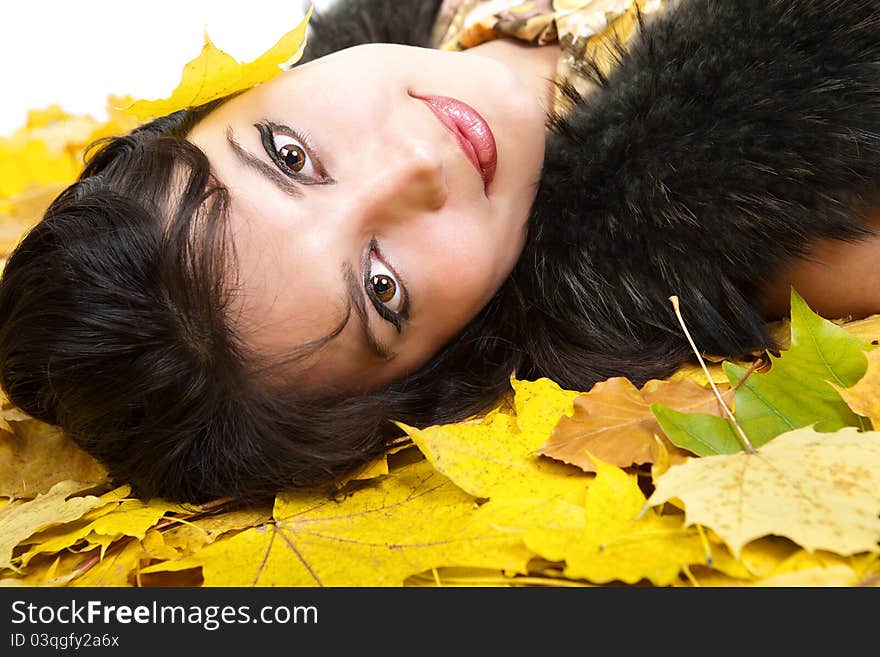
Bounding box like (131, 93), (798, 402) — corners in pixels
(255, 121), (330, 184)
(363, 238), (409, 332)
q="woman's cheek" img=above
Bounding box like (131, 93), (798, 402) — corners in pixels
(434, 249), (504, 316)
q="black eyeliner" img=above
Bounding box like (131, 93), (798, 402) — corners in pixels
(254, 121), (334, 185)
(362, 238), (409, 333)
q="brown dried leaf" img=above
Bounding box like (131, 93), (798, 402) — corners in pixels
(538, 377), (729, 472)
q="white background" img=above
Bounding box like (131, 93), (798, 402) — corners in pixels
(0, 0), (337, 136)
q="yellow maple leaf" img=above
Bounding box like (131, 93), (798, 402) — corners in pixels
(510, 376), (580, 438)
(160, 506), (273, 558)
(647, 426), (880, 557)
(11, 486), (128, 568)
(700, 542), (880, 586)
(0, 555), (71, 587)
(0, 480), (107, 569)
(18, 497), (184, 568)
(0, 104), (124, 203)
(761, 547), (877, 586)
(522, 459), (744, 585)
(37, 552), (96, 586)
(398, 408), (588, 503)
(735, 536), (803, 578)
(140, 459), (539, 586)
(70, 540), (146, 587)
(667, 361), (732, 386)
(404, 566), (592, 587)
(836, 347), (880, 428)
(122, 7), (312, 121)
(0, 419), (108, 498)
(757, 564), (860, 586)
(0, 184), (64, 254)
(0, 137), (80, 200)
(397, 375), (587, 502)
(835, 313), (880, 346)
(0, 96), (142, 258)
(141, 528), (181, 562)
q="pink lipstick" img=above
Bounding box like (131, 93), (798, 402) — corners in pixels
(410, 92), (497, 192)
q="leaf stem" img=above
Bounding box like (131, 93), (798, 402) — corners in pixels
(668, 296), (756, 453)
(730, 358), (762, 393)
(695, 523), (713, 566)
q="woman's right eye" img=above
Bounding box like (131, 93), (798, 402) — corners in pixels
(255, 121), (328, 183)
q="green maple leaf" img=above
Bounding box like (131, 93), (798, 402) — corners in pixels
(650, 405), (744, 456)
(725, 289), (872, 446)
(653, 288), (873, 455)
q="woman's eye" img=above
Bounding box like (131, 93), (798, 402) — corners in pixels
(256, 122), (326, 182)
(275, 136), (308, 173)
(368, 256), (404, 314)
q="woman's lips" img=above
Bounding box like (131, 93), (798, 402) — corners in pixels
(409, 92), (497, 192)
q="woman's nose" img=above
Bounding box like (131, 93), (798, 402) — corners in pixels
(364, 137), (449, 214)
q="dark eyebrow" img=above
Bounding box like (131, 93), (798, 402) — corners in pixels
(225, 126), (303, 198)
(342, 262), (394, 361)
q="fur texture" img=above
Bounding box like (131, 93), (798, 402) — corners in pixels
(509, 0), (880, 389)
(300, 0), (443, 60)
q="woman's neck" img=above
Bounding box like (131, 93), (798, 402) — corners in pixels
(466, 38), (560, 118)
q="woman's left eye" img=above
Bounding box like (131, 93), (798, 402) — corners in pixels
(364, 243), (409, 332)
(368, 256), (404, 315)
(255, 122), (327, 182)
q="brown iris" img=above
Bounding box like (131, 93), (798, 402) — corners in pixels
(370, 275), (396, 302)
(279, 143), (306, 172)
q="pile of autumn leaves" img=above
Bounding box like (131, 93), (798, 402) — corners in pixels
(0, 289), (878, 587)
(2, 11), (879, 587)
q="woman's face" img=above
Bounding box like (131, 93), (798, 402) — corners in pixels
(188, 43), (547, 394)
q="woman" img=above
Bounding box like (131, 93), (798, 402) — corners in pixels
(0, 0), (877, 502)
